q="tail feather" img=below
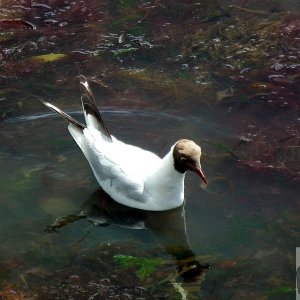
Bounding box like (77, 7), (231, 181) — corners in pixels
(79, 75), (112, 140)
(40, 99), (85, 130)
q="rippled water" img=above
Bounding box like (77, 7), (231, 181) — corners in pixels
(0, 1), (299, 299)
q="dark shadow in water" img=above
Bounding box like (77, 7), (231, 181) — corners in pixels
(47, 189), (210, 282)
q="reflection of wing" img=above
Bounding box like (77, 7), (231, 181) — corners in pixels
(83, 189), (147, 229)
(84, 190), (209, 282)
(75, 127), (161, 206)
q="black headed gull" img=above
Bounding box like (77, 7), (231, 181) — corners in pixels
(41, 76), (207, 211)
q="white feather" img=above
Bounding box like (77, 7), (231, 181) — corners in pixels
(69, 124), (185, 211)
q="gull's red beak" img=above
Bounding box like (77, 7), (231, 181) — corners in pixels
(196, 168), (207, 185)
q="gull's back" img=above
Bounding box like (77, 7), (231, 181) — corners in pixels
(68, 123), (161, 206)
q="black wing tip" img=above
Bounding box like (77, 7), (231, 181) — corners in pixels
(39, 99), (57, 111)
(79, 75), (90, 93)
(79, 76), (112, 140)
(79, 75), (88, 84)
(39, 98), (86, 131)
(38, 98), (49, 106)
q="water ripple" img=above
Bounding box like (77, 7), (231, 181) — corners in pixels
(5, 107), (197, 123)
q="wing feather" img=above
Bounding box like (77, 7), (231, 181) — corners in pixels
(79, 75), (112, 140)
(82, 130), (160, 204)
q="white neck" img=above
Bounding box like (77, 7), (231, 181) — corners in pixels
(145, 147), (185, 210)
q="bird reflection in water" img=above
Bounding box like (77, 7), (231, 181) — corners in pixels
(47, 189), (210, 282)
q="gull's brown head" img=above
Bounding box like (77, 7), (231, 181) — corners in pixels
(173, 139), (207, 184)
